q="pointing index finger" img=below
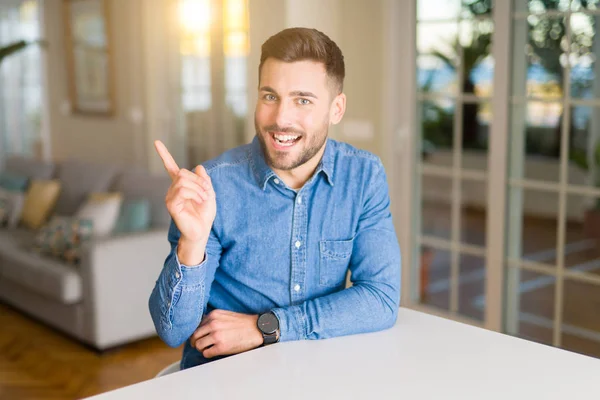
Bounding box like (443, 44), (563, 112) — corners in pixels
(154, 140), (179, 180)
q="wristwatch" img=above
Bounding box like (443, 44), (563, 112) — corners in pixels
(257, 312), (280, 345)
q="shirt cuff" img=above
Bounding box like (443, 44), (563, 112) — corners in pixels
(170, 245), (208, 284)
(271, 306), (306, 342)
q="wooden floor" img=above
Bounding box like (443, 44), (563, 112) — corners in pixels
(0, 302), (182, 399)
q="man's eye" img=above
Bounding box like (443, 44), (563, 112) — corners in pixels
(298, 98), (311, 105)
(264, 94), (276, 101)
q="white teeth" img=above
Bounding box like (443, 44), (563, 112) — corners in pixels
(273, 133), (299, 141)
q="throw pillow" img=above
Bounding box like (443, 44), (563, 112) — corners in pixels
(20, 179), (61, 230)
(113, 199), (151, 234)
(76, 192), (123, 237)
(0, 187), (25, 228)
(35, 216), (93, 265)
(0, 172), (28, 192)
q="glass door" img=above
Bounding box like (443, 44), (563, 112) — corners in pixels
(399, 0), (600, 359)
(505, 0), (600, 358)
(412, 0), (494, 325)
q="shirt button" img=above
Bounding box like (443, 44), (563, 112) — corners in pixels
(294, 284), (301, 292)
(295, 240), (301, 248)
(175, 271), (180, 279)
(297, 196), (302, 204)
(274, 178), (280, 184)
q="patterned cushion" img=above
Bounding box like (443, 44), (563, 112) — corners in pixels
(34, 216), (93, 265)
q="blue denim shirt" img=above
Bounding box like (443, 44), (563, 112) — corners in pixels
(148, 136), (401, 369)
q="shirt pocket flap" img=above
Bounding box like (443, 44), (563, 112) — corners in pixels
(319, 239), (353, 287)
(319, 239), (353, 259)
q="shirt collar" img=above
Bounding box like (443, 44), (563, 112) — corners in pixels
(249, 135), (335, 190)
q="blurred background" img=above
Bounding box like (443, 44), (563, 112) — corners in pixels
(1, 0), (600, 398)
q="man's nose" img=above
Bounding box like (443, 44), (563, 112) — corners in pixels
(275, 101), (293, 129)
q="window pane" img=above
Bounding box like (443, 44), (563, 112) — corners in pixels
(509, 102), (564, 182)
(570, 13), (599, 99)
(461, 180), (487, 246)
(572, 0), (600, 11)
(569, 106), (600, 186)
(460, 18), (494, 96)
(461, 101), (491, 164)
(520, 0), (571, 13)
(566, 194), (600, 277)
(562, 280), (600, 358)
(422, 175), (453, 242)
(418, 0), (461, 21)
(419, 99), (455, 167)
(417, 22), (459, 94)
(419, 246), (451, 311)
(506, 188), (559, 261)
(458, 253), (485, 322)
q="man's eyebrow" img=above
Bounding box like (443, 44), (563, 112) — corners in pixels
(289, 91), (318, 99)
(259, 86), (277, 94)
(259, 87), (318, 99)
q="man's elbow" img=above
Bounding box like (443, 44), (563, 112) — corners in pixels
(148, 293), (187, 348)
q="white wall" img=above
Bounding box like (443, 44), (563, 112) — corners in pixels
(43, 0), (148, 167)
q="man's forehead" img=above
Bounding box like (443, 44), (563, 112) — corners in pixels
(259, 59), (329, 91)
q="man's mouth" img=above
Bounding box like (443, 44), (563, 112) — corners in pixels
(270, 132), (301, 148)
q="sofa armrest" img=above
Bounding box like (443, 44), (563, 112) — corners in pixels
(79, 229), (170, 349)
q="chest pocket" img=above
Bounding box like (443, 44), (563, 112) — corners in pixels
(319, 239), (353, 287)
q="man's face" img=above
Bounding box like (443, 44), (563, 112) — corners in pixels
(255, 58), (342, 171)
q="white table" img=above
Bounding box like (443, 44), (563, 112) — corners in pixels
(87, 308), (600, 400)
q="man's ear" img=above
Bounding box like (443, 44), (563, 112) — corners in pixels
(329, 93), (346, 125)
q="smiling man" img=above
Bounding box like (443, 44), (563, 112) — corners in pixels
(149, 27), (401, 370)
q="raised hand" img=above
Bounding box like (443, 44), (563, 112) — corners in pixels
(154, 140), (216, 264)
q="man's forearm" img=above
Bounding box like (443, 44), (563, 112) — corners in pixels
(148, 247), (209, 347)
(271, 280), (400, 342)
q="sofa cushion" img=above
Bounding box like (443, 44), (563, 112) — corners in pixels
(114, 170), (171, 228)
(54, 159), (119, 216)
(76, 192), (123, 237)
(0, 228), (82, 304)
(3, 155), (55, 180)
(20, 179), (62, 230)
(113, 198), (151, 234)
(35, 216), (93, 265)
(21, 180), (60, 229)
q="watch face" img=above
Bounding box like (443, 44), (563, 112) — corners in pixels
(258, 313), (279, 335)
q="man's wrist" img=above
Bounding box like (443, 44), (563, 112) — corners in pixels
(177, 236), (207, 266)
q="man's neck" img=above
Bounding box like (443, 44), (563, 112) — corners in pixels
(272, 147), (325, 190)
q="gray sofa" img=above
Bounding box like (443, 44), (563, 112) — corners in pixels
(0, 156), (172, 350)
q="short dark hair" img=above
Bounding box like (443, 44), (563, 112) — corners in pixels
(259, 27), (345, 94)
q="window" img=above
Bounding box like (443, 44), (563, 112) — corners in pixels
(0, 0), (44, 164)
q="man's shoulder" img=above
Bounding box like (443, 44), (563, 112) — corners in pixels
(329, 139), (383, 169)
(201, 142), (252, 175)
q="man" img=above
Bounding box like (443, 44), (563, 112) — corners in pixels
(149, 27), (401, 370)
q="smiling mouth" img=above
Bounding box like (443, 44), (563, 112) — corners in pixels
(270, 132), (301, 147)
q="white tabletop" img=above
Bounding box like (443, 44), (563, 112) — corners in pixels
(87, 308), (600, 400)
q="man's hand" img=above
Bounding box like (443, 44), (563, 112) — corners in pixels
(190, 309), (264, 358)
(154, 140), (216, 265)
